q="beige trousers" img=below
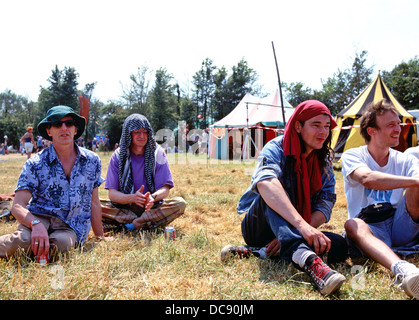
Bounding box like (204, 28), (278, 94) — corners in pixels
(0, 212), (78, 259)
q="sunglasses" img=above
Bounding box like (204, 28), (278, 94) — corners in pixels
(50, 120), (77, 128)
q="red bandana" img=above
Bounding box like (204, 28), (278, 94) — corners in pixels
(282, 100), (337, 223)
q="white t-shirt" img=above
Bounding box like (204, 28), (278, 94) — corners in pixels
(341, 145), (419, 219)
(404, 146), (419, 159)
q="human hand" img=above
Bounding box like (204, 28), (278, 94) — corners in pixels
(265, 238), (281, 257)
(31, 222), (50, 256)
(143, 192), (154, 212)
(132, 186), (154, 212)
(133, 186), (148, 206)
(299, 225), (331, 256)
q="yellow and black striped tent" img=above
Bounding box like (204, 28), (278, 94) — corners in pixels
(331, 73), (416, 156)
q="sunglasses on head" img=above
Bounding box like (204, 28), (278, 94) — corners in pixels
(50, 120), (76, 128)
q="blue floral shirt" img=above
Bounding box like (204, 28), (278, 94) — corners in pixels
(15, 144), (104, 243)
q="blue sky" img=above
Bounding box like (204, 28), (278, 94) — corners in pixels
(1, 0), (418, 103)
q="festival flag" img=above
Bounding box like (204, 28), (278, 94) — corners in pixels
(78, 95), (89, 122)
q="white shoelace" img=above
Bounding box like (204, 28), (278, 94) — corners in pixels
(391, 261), (419, 290)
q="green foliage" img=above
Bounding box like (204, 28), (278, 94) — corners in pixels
(0, 115), (22, 149)
(227, 58), (262, 107)
(1, 51), (418, 149)
(212, 66), (229, 120)
(150, 68), (178, 131)
(316, 69), (353, 115)
(38, 65), (79, 116)
(86, 98), (105, 140)
(192, 58), (216, 129)
(283, 82), (315, 107)
(121, 65), (152, 116)
(101, 101), (129, 147)
(382, 56), (419, 110)
(180, 96), (198, 131)
(0, 90), (37, 147)
(191, 57), (262, 130)
(284, 50), (374, 115)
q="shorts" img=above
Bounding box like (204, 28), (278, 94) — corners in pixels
(347, 196), (419, 256)
(24, 142), (33, 153)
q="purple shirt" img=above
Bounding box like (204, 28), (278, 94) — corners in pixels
(105, 147), (174, 194)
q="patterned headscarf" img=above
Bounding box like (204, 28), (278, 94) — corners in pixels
(117, 114), (156, 195)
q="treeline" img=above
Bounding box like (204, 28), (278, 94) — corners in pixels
(1, 51), (418, 149)
(284, 51), (419, 116)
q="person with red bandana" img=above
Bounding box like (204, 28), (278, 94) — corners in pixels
(222, 100), (347, 296)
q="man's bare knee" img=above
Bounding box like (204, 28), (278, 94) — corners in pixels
(344, 218), (369, 240)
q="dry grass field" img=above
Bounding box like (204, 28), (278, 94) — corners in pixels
(0, 151), (417, 302)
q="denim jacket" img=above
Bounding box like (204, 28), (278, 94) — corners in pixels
(237, 136), (336, 222)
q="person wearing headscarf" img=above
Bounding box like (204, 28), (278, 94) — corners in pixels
(222, 100), (347, 296)
(104, 114), (186, 231)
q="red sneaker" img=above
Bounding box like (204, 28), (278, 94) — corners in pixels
(303, 254), (346, 295)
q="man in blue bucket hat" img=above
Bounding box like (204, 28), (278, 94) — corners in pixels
(0, 106), (105, 261)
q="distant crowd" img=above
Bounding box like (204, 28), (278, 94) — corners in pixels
(0, 134), (113, 156)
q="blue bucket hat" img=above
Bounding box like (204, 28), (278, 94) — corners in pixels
(37, 105), (86, 141)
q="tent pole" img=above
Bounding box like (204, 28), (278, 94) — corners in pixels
(246, 102), (249, 128)
(272, 41), (286, 131)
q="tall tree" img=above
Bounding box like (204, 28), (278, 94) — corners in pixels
(192, 57), (262, 125)
(212, 66), (229, 120)
(213, 58), (262, 122)
(37, 65), (79, 117)
(348, 50), (374, 98)
(87, 98), (104, 138)
(192, 58), (216, 129)
(317, 69), (351, 115)
(180, 95), (197, 130)
(227, 58), (261, 109)
(101, 101), (129, 148)
(82, 82), (97, 99)
(383, 56), (419, 110)
(286, 50), (373, 115)
(150, 67), (177, 131)
(122, 65), (152, 116)
(283, 82), (314, 107)
(0, 90), (36, 147)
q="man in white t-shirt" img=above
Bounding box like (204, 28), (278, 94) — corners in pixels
(341, 99), (419, 299)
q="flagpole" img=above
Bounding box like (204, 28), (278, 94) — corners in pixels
(271, 41), (286, 130)
(78, 95), (90, 148)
